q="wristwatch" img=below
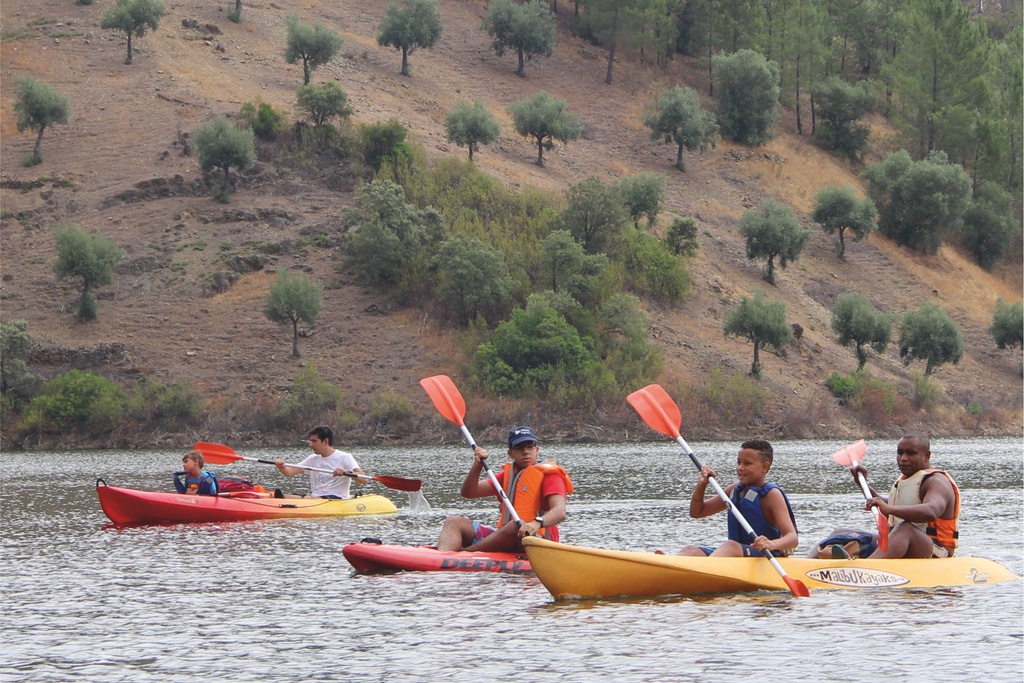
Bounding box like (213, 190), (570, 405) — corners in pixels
(534, 516), (545, 528)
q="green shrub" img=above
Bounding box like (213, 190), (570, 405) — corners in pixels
(369, 389), (413, 425)
(471, 294), (612, 400)
(848, 376), (911, 429)
(617, 230), (690, 304)
(699, 367), (769, 424)
(666, 216), (699, 257)
(825, 371), (865, 400)
(359, 118), (410, 173)
(273, 364), (344, 428)
(129, 379), (204, 427)
(909, 370), (943, 412)
(21, 369), (126, 434)
(239, 101), (286, 141)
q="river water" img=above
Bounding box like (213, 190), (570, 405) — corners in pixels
(2, 437), (1021, 682)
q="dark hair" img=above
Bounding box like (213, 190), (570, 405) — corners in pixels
(900, 431), (930, 451)
(308, 425), (334, 446)
(741, 439), (773, 463)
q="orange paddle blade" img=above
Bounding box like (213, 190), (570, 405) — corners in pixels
(875, 509), (890, 553)
(784, 575), (812, 597)
(626, 384), (682, 439)
(194, 442), (244, 465)
(420, 375), (466, 427)
(371, 475), (421, 492)
(831, 439), (867, 467)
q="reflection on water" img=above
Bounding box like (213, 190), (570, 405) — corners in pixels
(1, 438), (1021, 682)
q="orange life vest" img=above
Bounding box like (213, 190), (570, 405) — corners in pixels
(887, 468), (960, 549)
(496, 461), (574, 539)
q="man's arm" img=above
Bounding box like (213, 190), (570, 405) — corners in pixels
(274, 459), (304, 477)
(460, 447), (499, 499)
(172, 472), (186, 493)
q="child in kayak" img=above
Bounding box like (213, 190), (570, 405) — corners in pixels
(675, 439), (799, 557)
(436, 426), (574, 553)
(173, 450), (219, 496)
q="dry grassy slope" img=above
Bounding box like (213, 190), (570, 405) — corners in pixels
(1, 0), (1021, 446)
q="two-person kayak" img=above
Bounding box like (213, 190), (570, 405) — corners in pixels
(96, 481), (397, 525)
(521, 536), (1019, 599)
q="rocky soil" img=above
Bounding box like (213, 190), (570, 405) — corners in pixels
(1, 0), (1020, 450)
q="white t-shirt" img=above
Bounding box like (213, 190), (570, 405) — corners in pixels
(299, 449), (360, 498)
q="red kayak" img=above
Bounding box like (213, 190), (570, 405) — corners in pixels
(342, 540), (532, 573)
(96, 481), (397, 525)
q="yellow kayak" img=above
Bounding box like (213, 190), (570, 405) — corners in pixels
(522, 536), (1020, 600)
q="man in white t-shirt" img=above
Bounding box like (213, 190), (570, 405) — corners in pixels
(273, 426), (366, 499)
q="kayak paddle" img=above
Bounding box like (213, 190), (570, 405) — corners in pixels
(194, 442), (422, 492)
(831, 439), (888, 553)
(419, 374), (524, 527)
(626, 383), (811, 598)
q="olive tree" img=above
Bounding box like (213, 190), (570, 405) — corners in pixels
(507, 91), (583, 167)
(813, 77), (875, 161)
(344, 178), (445, 289)
(898, 302), (965, 375)
(296, 81), (353, 127)
(713, 49), (780, 146)
(723, 290), (793, 378)
(643, 85), (718, 171)
(0, 320), (40, 410)
(52, 225), (123, 322)
(444, 100), (500, 161)
(377, 0), (443, 77)
(830, 293), (893, 370)
(99, 0), (167, 65)
(11, 76), (70, 166)
(811, 185), (877, 259)
(482, 0), (556, 77)
(284, 15), (343, 85)
(989, 298), (1023, 351)
(862, 150), (972, 255)
(738, 200), (811, 284)
(194, 116), (256, 201)
(533, 229), (608, 308)
(430, 235), (516, 326)
(558, 177), (627, 254)
(264, 270), (323, 358)
(613, 172), (666, 229)
(961, 181), (1016, 271)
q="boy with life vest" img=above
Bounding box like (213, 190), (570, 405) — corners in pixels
(852, 432), (960, 559)
(173, 450), (219, 496)
(675, 439), (799, 557)
(436, 426), (574, 553)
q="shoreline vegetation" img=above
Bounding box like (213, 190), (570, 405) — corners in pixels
(1, 0), (1021, 452)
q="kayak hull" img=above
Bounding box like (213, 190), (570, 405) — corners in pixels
(522, 536), (1020, 599)
(97, 483), (397, 524)
(343, 541), (531, 573)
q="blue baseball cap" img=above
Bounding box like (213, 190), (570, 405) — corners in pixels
(508, 426), (537, 447)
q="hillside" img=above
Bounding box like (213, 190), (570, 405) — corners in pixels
(1, 0), (1021, 450)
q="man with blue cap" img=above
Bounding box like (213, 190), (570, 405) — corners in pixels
(436, 425), (574, 552)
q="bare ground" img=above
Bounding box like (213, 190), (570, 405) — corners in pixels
(1, 0), (1021, 449)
